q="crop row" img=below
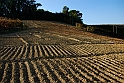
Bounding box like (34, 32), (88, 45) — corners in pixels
(66, 44), (124, 56)
(0, 56), (124, 83)
(0, 44), (124, 82)
(0, 44), (124, 62)
(0, 45), (77, 62)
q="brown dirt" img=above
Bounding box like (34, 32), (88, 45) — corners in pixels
(0, 20), (124, 83)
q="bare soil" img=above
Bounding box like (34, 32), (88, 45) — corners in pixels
(0, 20), (124, 83)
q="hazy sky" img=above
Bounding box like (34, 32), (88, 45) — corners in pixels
(36, 0), (124, 24)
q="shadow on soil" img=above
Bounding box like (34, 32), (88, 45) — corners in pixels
(90, 30), (124, 39)
(0, 27), (28, 35)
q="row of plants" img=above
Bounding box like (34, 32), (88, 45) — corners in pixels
(0, 17), (24, 32)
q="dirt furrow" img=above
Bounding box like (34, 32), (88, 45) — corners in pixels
(21, 46), (28, 59)
(20, 62), (30, 83)
(50, 46), (63, 56)
(79, 45), (94, 55)
(10, 62), (21, 83)
(75, 45), (92, 55)
(0, 47), (9, 58)
(83, 58), (122, 82)
(31, 46), (35, 58)
(78, 60), (107, 82)
(31, 61), (44, 83)
(36, 60), (52, 83)
(63, 58), (94, 82)
(94, 58), (124, 73)
(38, 60), (56, 83)
(28, 61), (41, 83)
(53, 59), (79, 82)
(17, 46), (26, 59)
(19, 62), (25, 83)
(51, 45), (63, 56)
(103, 46), (113, 53)
(58, 46), (72, 55)
(0, 47), (14, 60)
(28, 46), (33, 59)
(71, 58), (106, 82)
(83, 44), (110, 55)
(44, 45), (54, 57)
(0, 47), (4, 52)
(111, 45), (124, 53)
(63, 46), (77, 55)
(0, 63), (5, 82)
(1, 63), (8, 82)
(56, 46), (69, 56)
(0, 47), (8, 55)
(10, 63), (15, 83)
(82, 44), (95, 54)
(61, 59), (86, 82)
(67, 45), (88, 56)
(77, 58), (114, 82)
(10, 47), (22, 60)
(54, 46), (67, 56)
(41, 45), (49, 57)
(44, 60), (66, 83)
(37, 45), (44, 57)
(24, 46), (30, 59)
(34, 45), (39, 58)
(89, 45), (101, 54)
(24, 61), (35, 83)
(0, 45), (124, 83)
(101, 57), (124, 69)
(92, 58), (124, 80)
(87, 46), (98, 54)
(4, 47), (18, 60)
(14, 63), (21, 83)
(78, 59), (114, 82)
(1, 63), (12, 83)
(48, 45), (59, 57)
(103, 44), (124, 53)
(43, 60), (63, 83)
(69, 44), (124, 56)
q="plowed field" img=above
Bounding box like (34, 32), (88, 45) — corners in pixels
(0, 20), (124, 83)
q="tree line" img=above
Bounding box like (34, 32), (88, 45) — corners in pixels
(0, 0), (83, 25)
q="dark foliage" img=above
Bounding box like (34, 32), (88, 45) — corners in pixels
(0, 0), (83, 25)
(87, 25), (124, 39)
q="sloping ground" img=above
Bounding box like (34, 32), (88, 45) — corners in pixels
(22, 20), (124, 43)
(0, 20), (124, 83)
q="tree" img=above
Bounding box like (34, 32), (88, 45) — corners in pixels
(62, 6), (69, 15)
(61, 6), (83, 25)
(0, 0), (42, 17)
(69, 10), (82, 19)
(69, 10), (83, 24)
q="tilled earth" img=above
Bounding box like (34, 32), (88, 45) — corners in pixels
(0, 20), (124, 83)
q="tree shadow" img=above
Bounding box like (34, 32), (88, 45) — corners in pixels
(0, 27), (28, 35)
